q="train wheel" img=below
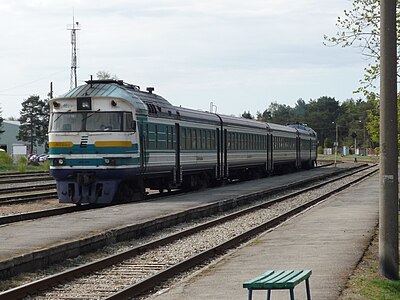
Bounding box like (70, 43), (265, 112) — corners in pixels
(114, 180), (145, 203)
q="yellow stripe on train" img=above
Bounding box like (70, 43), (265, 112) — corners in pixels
(94, 141), (132, 147)
(49, 142), (73, 148)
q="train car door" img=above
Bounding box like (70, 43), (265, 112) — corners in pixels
(269, 134), (274, 173)
(174, 123), (182, 185)
(137, 118), (147, 174)
(296, 136), (301, 169)
(216, 128), (221, 179)
(223, 129), (228, 178)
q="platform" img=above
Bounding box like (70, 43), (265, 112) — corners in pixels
(148, 173), (379, 299)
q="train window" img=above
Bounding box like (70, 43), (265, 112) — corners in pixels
(181, 128), (186, 150)
(201, 129), (206, 150)
(50, 112), (84, 132)
(86, 112), (122, 132)
(147, 124), (155, 149)
(187, 129), (192, 150)
(155, 125), (158, 148)
(211, 131), (215, 149)
(146, 124), (150, 149)
(123, 112), (135, 132)
(171, 126), (175, 149)
(166, 126), (173, 150)
(192, 129), (197, 149)
(206, 130), (211, 149)
(166, 126), (169, 149)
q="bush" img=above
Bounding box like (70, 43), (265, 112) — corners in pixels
(0, 152), (13, 171)
(17, 155), (28, 165)
(317, 146), (324, 154)
(18, 163), (26, 172)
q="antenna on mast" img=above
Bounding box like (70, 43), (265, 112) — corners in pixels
(67, 15), (81, 90)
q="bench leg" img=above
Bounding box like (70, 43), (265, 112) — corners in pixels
(305, 278), (311, 300)
(248, 289), (252, 300)
(289, 288), (295, 300)
(266, 289), (271, 300)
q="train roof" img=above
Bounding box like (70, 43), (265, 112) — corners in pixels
(266, 122), (297, 133)
(288, 123), (317, 137)
(56, 80), (316, 136)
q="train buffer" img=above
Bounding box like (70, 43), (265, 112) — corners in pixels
(243, 269), (312, 300)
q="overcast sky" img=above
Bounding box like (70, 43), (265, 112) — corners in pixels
(0, 0), (368, 119)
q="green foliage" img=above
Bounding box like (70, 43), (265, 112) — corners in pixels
(324, 0), (400, 95)
(0, 107), (4, 135)
(0, 152), (13, 171)
(241, 111), (254, 119)
(18, 95), (49, 154)
(323, 138), (329, 148)
(18, 162), (26, 173)
(96, 70), (118, 80)
(257, 101), (297, 124)
(359, 278), (400, 299)
(40, 160), (50, 171)
(317, 146), (323, 154)
(17, 155), (27, 165)
(246, 95), (376, 150)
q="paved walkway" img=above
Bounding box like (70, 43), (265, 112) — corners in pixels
(149, 173), (379, 300)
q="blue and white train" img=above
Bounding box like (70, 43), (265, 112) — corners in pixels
(48, 80), (317, 204)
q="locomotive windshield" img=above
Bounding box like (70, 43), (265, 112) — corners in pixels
(50, 112), (135, 132)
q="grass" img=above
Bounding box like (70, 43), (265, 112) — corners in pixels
(318, 154), (380, 164)
(340, 228), (400, 300)
(0, 152), (50, 173)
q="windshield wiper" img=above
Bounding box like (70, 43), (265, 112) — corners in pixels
(53, 110), (71, 123)
(81, 109), (101, 122)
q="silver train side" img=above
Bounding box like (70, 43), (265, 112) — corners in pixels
(48, 80), (318, 204)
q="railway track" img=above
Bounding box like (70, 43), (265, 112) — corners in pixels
(0, 189), (57, 205)
(0, 163), (352, 226)
(0, 174), (53, 184)
(0, 165), (377, 299)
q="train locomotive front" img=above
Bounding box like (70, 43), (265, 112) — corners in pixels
(48, 80), (147, 204)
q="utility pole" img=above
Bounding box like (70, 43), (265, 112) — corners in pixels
(379, 0), (398, 280)
(67, 16), (81, 90)
(49, 82), (53, 99)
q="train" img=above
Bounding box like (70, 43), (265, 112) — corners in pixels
(48, 79), (318, 204)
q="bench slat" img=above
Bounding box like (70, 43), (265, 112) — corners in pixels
(243, 270), (312, 290)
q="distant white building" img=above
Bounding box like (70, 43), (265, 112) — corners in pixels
(0, 120), (46, 155)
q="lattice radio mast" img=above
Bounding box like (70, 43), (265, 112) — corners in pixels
(67, 16), (81, 90)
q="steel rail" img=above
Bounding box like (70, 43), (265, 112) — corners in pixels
(0, 191), (58, 205)
(0, 163), (359, 225)
(107, 167), (378, 300)
(0, 175), (53, 184)
(0, 183), (55, 194)
(0, 165), (377, 299)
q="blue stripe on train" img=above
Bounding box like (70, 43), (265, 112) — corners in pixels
(49, 144), (139, 155)
(50, 157), (140, 167)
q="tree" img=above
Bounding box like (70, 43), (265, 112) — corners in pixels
(324, 0), (400, 94)
(17, 95), (49, 154)
(293, 98), (308, 122)
(304, 96), (340, 147)
(257, 101), (294, 125)
(96, 70), (118, 80)
(241, 111), (254, 119)
(0, 107), (4, 135)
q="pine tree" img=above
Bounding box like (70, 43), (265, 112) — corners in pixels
(17, 96), (49, 154)
(0, 108), (4, 135)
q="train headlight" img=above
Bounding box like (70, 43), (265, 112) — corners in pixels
(52, 158), (65, 166)
(104, 158), (116, 166)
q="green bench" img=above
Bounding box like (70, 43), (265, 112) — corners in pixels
(243, 269), (312, 300)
